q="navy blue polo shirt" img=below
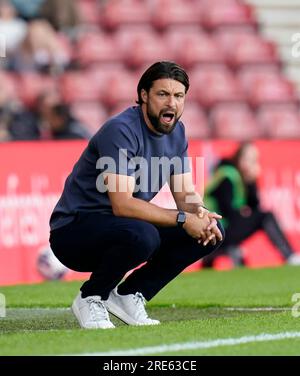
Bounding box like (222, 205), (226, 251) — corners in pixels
(50, 106), (190, 230)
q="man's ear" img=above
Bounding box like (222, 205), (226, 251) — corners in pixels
(141, 89), (148, 104)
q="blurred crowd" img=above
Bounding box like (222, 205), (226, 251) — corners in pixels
(0, 0), (99, 142)
(1, 0), (299, 142)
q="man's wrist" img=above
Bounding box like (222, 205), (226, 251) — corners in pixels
(176, 211), (186, 228)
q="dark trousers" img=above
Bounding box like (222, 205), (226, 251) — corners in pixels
(50, 212), (224, 300)
(202, 210), (293, 267)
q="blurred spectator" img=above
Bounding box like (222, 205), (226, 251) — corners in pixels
(40, 0), (80, 38)
(0, 84), (14, 141)
(0, 81), (40, 141)
(10, 0), (45, 21)
(203, 142), (300, 267)
(35, 88), (61, 128)
(46, 104), (90, 140)
(9, 109), (40, 140)
(0, 0), (27, 54)
(8, 19), (70, 73)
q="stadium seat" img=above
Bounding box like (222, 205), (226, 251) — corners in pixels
(238, 65), (282, 93)
(211, 103), (261, 139)
(247, 77), (298, 107)
(181, 103), (211, 139)
(150, 0), (200, 31)
(216, 31), (279, 68)
(77, 0), (100, 25)
(115, 26), (172, 69)
(102, 70), (137, 109)
(189, 66), (245, 108)
(0, 71), (19, 100)
(60, 71), (101, 103)
(75, 32), (121, 66)
(258, 106), (300, 139)
(19, 73), (57, 107)
(87, 63), (128, 99)
(71, 102), (108, 134)
(200, 0), (257, 30)
(109, 101), (137, 117)
(164, 28), (225, 68)
(101, 0), (151, 31)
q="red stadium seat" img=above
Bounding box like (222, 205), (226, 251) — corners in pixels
(247, 77), (298, 107)
(181, 103), (211, 139)
(200, 0), (257, 30)
(258, 107), (300, 139)
(0, 71), (19, 100)
(75, 32), (121, 66)
(238, 65), (282, 92)
(102, 71), (137, 109)
(109, 101), (137, 117)
(150, 0), (200, 31)
(189, 66), (245, 108)
(61, 71), (101, 103)
(71, 102), (108, 134)
(101, 0), (151, 30)
(216, 31), (279, 68)
(211, 103), (261, 139)
(115, 26), (173, 69)
(19, 73), (57, 107)
(77, 0), (100, 24)
(164, 28), (225, 68)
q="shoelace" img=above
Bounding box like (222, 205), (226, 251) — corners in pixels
(133, 292), (148, 320)
(86, 296), (109, 322)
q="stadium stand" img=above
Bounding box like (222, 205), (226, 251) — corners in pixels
(0, 0), (299, 141)
(211, 103), (262, 139)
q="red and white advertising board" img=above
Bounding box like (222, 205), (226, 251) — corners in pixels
(1, 140), (299, 285)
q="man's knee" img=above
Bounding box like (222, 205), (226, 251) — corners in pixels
(126, 221), (161, 262)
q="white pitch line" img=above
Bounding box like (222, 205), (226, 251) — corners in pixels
(72, 331), (300, 356)
(6, 307), (290, 312)
(225, 307), (291, 311)
(6, 308), (70, 311)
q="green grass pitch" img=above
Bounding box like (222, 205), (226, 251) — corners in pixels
(1, 266), (300, 356)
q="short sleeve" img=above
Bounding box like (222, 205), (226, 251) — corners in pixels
(172, 124), (191, 175)
(93, 121), (139, 176)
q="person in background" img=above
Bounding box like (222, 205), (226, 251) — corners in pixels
(203, 142), (300, 267)
(47, 103), (90, 140)
(0, 0), (27, 56)
(8, 19), (70, 74)
(39, 0), (80, 38)
(10, 0), (46, 21)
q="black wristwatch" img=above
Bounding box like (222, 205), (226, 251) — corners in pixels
(176, 211), (186, 228)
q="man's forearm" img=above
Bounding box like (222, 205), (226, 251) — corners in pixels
(176, 192), (205, 213)
(112, 196), (180, 227)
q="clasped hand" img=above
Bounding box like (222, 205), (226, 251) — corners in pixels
(196, 206), (223, 246)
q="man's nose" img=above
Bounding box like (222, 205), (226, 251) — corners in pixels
(166, 95), (176, 107)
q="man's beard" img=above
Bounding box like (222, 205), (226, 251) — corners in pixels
(147, 108), (181, 135)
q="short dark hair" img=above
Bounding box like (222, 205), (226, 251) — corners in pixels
(136, 61), (189, 105)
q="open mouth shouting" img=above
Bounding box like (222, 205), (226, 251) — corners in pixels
(160, 111), (176, 126)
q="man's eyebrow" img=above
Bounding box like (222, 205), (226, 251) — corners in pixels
(157, 89), (185, 95)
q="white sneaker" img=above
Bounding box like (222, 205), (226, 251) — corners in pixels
(106, 288), (160, 326)
(287, 253), (300, 266)
(71, 292), (115, 329)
